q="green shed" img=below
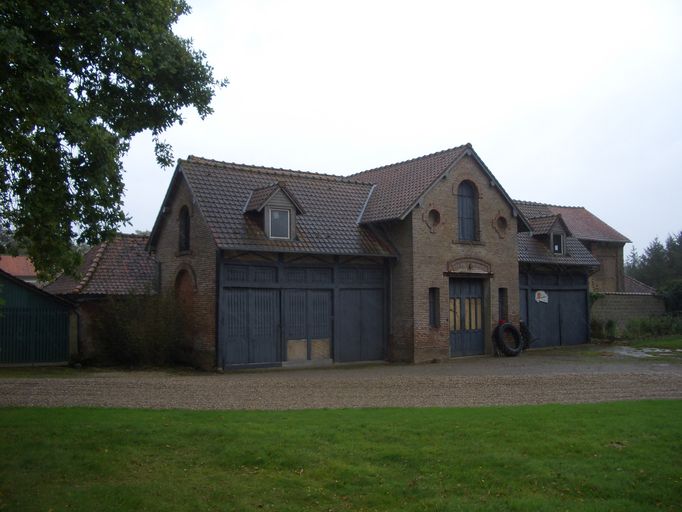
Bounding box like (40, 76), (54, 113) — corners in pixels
(0, 269), (76, 365)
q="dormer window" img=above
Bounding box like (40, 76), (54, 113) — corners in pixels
(244, 181), (305, 242)
(269, 209), (290, 239)
(552, 233), (564, 254)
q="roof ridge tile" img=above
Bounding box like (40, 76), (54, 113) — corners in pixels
(351, 143), (469, 178)
(74, 241), (108, 294)
(183, 155), (372, 186)
(514, 199), (583, 209)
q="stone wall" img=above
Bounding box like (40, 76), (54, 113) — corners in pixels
(591, 293), (666, 332)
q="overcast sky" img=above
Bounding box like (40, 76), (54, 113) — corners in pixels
(121, 0), (682, 253)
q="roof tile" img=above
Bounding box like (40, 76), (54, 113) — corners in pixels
(44, 235), (157, 296)
(180, 157), (395, 257)
(515, 200), (630, 243)
(351, 145), (470, 223)
(0, 255), (36, 278)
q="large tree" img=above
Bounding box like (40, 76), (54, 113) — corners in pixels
(0, 0), (225, 279)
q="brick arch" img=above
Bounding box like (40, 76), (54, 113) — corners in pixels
(174, 265), (197, 304)
(174, 266), (197, 355)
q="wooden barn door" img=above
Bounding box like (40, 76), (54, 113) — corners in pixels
(449, 279), (485, 356)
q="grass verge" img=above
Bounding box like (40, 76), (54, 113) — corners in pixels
(624, 336), (682, 350)
(1, 401), (680, 511)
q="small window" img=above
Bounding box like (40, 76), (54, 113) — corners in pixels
(552, 233), (564, 254)
(179, 206), (190, 252)
(498, 287), (508, 322)
(429, 287), (440, 327)
(269, 209), (290, 239)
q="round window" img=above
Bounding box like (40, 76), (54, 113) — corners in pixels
(496, 216), (508, 231)
(427, 209), (441, 228)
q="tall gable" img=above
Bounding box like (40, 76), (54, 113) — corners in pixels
(352, 144), (528, 229)
(351, 145), (470, 223)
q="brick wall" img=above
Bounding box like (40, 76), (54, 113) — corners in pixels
(591, 293), (666, 332)
(588, 242), (625, 292)
(387, 155), (521, 363)
(152, 175), (218, 368)
(385, 219), (414, 362)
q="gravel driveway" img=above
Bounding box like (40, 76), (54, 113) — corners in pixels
(1, 346), (681, 410)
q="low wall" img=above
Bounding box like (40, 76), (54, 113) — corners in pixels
(591, 293), (665, 332)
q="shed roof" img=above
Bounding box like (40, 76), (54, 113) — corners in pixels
(624, 275), (658, 294)
(0, 255), (36, 278)
(151, 156), (396, 257)
(0, 268), (73, 307)
(515, 201), (630, 243)
(44, 234), (157, 296)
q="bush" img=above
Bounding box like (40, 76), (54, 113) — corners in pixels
(662, 279), (682, 313)
(590, 318), (605, 339)
(624, 314), (682, 339)
(605, 319), (617, 341)
(92, 293), (190, 366)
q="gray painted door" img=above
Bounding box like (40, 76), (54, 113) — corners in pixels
(449, 279), (485, 356)
(337, 288), (384, 362)
(527, 293), (560, 348)
(521, 278), (589, 348)
(283, 289), (332, 361)
(559, 290), (588, 346)
(220, 288), (280, 365)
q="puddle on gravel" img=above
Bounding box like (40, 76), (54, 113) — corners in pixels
(602, 346), (682, 359)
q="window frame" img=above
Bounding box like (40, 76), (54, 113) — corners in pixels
(428, 287), (440, 328)
(552, 233), (564, 255)
(457, 181), (479, 242)
(269, 208), (291, 240)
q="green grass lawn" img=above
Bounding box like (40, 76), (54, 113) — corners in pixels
(625, 336), (682, 350)
(1, 402), (680, 511)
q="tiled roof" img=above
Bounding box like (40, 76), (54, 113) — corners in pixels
(515, 201), (630, 243)
(244, 182), (305, 214)
(178, 157), (396, 257)
(0, 255), (36, 278)
(351, 145), (470, 223)
(527, 215), (560, 235)
(44, 234), (157, 296)
(624, 275), (658, 294)
(244, 183), (279, 212)
(517, 232), (599, 267)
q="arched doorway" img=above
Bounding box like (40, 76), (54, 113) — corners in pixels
(174, 268), (196, 357)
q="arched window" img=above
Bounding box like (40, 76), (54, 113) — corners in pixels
(179, 206), (190, 252)
(457, 181), (479, 241)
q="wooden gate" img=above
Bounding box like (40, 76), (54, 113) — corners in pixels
(218, 261), (386, 368)
(519, 272), (589, 347)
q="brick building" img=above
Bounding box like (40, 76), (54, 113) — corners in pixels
(44, 234), (158, 359)
(147, 144), (608, 368)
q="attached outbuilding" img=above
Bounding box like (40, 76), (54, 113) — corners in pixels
(44, 234), (159, 360)
(0, 269), (76, 365)
(515, 203), (600, 347)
